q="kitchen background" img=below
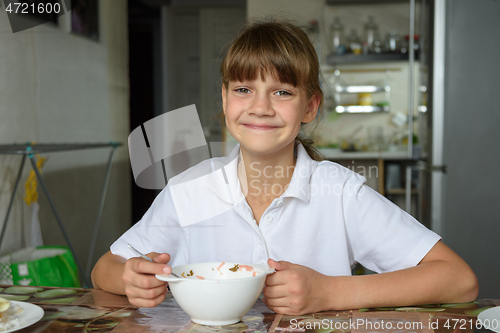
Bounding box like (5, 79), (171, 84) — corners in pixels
(0, 0), (499, 297)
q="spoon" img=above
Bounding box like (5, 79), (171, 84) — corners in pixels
(127, 244), (180, 278)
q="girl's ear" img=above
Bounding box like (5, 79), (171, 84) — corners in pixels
(301, 94), (321, 124)
(222, 85), (227, 115)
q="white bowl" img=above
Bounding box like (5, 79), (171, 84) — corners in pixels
(156, 262), (274, 326)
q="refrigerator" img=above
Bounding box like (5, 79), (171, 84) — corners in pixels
(431, 0), (500, 298)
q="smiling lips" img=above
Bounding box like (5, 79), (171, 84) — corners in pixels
(242, 123), (279, 130)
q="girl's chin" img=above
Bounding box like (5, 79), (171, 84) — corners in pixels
(240, 141), (294, 156)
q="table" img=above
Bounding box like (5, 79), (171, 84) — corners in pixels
(2, 284), (498, 332)
(0, 143), (122, 288)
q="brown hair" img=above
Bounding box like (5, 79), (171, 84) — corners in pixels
(220, 19), (324, 161)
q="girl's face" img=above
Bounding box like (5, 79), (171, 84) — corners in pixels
(222, 74), (320, 158)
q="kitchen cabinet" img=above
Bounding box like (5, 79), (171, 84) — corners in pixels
(318, 0), (432, 224)
(329, 68), (391, 114)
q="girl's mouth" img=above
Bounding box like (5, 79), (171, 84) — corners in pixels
(243, 124), (279, 130)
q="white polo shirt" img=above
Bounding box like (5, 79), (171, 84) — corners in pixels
(111, 144), (440, 276)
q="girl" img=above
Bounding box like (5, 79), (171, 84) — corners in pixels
(92, 20), (478, 315)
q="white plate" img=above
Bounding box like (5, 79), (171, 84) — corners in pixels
(478, 306), (500, 333)
(2, 301), (44, 333)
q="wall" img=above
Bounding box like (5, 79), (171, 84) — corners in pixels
(0, 0), (131, 285)
(162, 5), (246, 154)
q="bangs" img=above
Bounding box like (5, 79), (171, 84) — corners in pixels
(221, 22), (315, 89)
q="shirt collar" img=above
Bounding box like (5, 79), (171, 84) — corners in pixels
(205, 144), (245, 206)
(206, 143), (318, 204)
(281, 143), (318, 203)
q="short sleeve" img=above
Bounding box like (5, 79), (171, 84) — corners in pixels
(342, 173), (441, 273)
(110, 186), (189, 268)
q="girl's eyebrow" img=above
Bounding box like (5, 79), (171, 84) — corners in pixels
(229, 80), (297, 89)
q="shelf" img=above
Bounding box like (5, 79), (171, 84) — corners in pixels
(335, 85), (390, 93)
(386, 188), (418, 195)
(326, 53), (416, 65)
(327, 0), (407, 4)
(319, 149), (411, 160)
(335, 105), (389, 113)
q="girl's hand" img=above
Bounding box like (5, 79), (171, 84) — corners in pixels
(263, 259), (332, 315)
(122, 252), (172, 307)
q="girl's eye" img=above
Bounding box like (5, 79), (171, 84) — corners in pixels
(275, 90), (292, 96)
(235, 88), (250, 94)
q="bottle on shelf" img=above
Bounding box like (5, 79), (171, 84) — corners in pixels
(330, 17), (346, 55)
(401, 34), (420, 54)
(371, 31), (383, 54)
(384, 31), (400, 53)
(347, 29), (362, 55)
(307, 20), (321, 61)
(364, 16), (379, 49)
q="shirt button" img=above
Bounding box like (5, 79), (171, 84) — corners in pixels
(258, 239), (263, 245)
(276, 200), (283, 206)
(266, 215), (273, 223)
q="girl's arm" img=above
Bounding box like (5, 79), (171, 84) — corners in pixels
(263, 241), (478, 315)
(91, 251), (127, 294)
(329, 240), (478, 309)
(91, 250), (173, 307)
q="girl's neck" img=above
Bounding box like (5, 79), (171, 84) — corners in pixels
(238, 142), (296, 199)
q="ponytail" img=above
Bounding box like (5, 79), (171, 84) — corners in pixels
(296, 135), (324, 162)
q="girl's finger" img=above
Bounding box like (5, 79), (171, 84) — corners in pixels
(137, 276), (166, 290)
(265, 271), (288, 286)
(262, 295), (288, 308)
(127, 283), (167, 300)
(131, 273), (167, 289)
(128, 290), (167, 308)
(131, 257), (171, 275)
(263, 284), (288, 298)
(149, 252), (171, 264)
(267, 305), (291, 315)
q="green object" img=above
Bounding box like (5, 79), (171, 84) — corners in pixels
(441, 301), (476, 308)
(4, 286), (44, 294)
(39, 296), (79, 304)
(395, 307), (445, 312)
(0, 246), (80, 288)
(464, 307), (492, 316)
(34, 288), (77, 298)
(328, 110), (341, 121)
(0, 294), (30, 301)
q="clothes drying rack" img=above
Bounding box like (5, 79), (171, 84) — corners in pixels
(0, 143), (122, 288)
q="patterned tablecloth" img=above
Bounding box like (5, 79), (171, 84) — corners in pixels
(1, 284), (498, 333)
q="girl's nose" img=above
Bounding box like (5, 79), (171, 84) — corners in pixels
(248, 94), (275, 117)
